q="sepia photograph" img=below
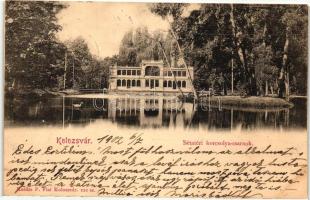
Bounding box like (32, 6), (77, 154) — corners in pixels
(4, 2), (307, 130)
(3, 1), (308, 198)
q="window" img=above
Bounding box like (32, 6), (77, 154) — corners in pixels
(122, 70), (126, 75)
(177, 71), (181, 77)
(168, 81), (172, 87)
(127, 80), (131, 88)
(182, 71), (186, 76)
(163, 80), (167, 87)
(146, 79), (149, 87)
(122, 79), (126, 86)
(117, 79), (121, 86)
(137, 70), (141, 75)
(177, 81), (181, 87)
(127, 70), (131, 76)
(173, 82), (176, 89)
(137, 80), (141, 87)
(168, 71), (172, 76)
(173, 71), (177, 76)
(132, 70), (136, 75)
(117, 70), (121, 75)
(182, 81), (186, 88)
(132, 80), (136, 87)
(155, 80), (159, 87)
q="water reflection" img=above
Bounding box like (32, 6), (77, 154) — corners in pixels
(4, 96), (307, 130)
(107, 97), (194, 129)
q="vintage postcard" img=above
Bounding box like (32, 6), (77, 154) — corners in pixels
(3, 1), (308, 198)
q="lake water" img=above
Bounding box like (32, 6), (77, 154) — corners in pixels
(4, 95), (307, 131)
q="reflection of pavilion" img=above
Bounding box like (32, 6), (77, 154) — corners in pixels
(61, 96), (293, 130)
(108, 97), (195, 128)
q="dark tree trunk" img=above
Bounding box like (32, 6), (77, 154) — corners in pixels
(279, 26), (290, 99)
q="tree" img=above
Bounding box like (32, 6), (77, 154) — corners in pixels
(149, 3), (307, 98)
(149, 3), (197, 98)
(278, 5), (307, 98)
(86, 56), (116, 89)
(65, 37), (93, 89)
(253, 45), (278, 96)
(118, 27), (166, 66)
(118, 30), (137, 66)
(5, 1), (67, 92)
(64, 37), (116, 90)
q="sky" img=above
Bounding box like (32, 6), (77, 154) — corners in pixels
(56, 2), (170, 59)
(56, 2), (201, 59)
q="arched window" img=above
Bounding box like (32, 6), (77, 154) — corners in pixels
(117, 79), (121, 86)
(168, 81), (172, 87)
(177, 81), (181, 87)
(132, 80), (136, 87)
(182, 81), (186, 88)
(163, 80), (167, 87)
(137, 80), (141, 87)
(127, 80), (131, 88)
(122, 79), (126, 86)
(145, 66), (160, 76)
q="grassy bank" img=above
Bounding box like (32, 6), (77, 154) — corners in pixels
(201, 96), (293, 108)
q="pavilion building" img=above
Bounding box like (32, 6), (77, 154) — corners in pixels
(109, 60), (194, 94)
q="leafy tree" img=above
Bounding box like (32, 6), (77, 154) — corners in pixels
(85, 56), (116, 89)
(149, 3), (187, 21)
(118, 27), (166, 66)
(150, 3), (198, 98)
(134, 27), (151, 63)
(64, 37), (92, 89)
(253, 45), (278, 96)
(64, 37), (116, 90)
(118, 30), (137, 66)
(5, 1), (67, 93)
(278, 5), (307, 97)
(149, 3), (307, 97)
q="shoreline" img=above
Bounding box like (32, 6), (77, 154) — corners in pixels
(7, 89), (300, 109)
(202, 96), (294, 108)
